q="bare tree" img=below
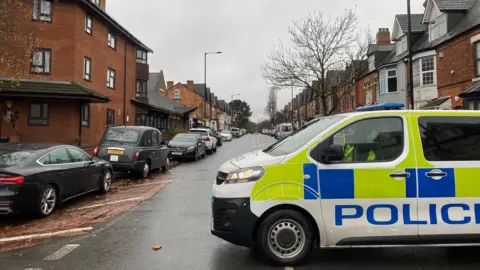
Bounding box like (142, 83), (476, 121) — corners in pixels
(265, 87), (279, 124)
(262, 8), (371, 116)
(0, 0), (38, 82)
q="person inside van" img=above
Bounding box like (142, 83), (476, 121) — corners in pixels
(334, 125), (377, 162)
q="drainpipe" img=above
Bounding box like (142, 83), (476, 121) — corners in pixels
(123, 41), (127, 125)
(78, 102), (82, 146)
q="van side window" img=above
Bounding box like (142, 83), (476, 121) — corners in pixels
(323, 117), (404, 163)
(418, 116), (480, 161)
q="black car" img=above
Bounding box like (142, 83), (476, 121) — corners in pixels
(95, 126), (170, 179)
(168, 133), (207, 161)
(0, 143), (112, 217)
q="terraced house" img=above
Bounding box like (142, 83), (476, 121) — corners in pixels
(0, 0), (152, 148)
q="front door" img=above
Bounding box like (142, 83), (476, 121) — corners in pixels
(413, 114), (480, 240)
(316, 114), (419, 246)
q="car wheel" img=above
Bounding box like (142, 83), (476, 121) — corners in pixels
(99, 169), (112, 193)
(162, 158), (170, 173)
(256, 209), (314, 266)
(37, 185), (57, 217)
(139, 161), (150, 179)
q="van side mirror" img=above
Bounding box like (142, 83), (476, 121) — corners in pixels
(321, 145), (344, 164)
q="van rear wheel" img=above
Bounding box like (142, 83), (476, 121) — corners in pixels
(256, 209), (314, 266)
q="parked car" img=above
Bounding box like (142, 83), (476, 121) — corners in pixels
(95, 126), (170, 179)
(276, 123), (294, 140)
(219, 130), (233, 141)
(189, 128), (218, 154)
(0, 143), (112, 217)
(194, 126), (223, 147)
(168, 133), (207, 161)
(231, 127), (241, 138)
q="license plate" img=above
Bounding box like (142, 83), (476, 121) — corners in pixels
(172, 152), (182, 156)
(107, 149), (124, 155)
(110, 155), (119, 162)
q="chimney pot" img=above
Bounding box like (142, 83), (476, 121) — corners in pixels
(376, 27), (391, 45)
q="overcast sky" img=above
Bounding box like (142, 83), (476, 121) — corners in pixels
(107, 0), (425, 122)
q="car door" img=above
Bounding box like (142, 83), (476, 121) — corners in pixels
(140, 130), (155, 168)
(156, 130), (169, 167)
(413, 114), (480, 240)
(38, 148), (78, 199)
(150, 130), (161, 169)
(315, 114), (419, 246)
(67, 148), (99, 192)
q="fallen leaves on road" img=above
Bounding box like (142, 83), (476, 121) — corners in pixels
(152, 245), (162, 251)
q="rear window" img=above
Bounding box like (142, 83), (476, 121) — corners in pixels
(418, 116), (480, 161)
(190, 130), (208, 137)
(0, 150), (30, 166)
(102, 128), (140, 144)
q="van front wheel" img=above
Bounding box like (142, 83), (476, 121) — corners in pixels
(256, 209), (314, 266)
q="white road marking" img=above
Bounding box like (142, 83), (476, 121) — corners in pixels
(43, 244), (80, 261)
(75, 197), (145, 210)
(0, 227), (93, 243)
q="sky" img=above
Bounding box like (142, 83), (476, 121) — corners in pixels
(107, 0), (426, 122)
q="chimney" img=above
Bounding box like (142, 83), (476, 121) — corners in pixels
(167, 81), (174, 90)
(376, 28), (391, 45)
(186, 80), (194, 90)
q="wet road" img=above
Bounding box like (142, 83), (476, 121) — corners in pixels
(3, 134), (480, 269)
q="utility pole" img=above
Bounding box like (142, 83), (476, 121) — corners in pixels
(407, 0), (415, 109)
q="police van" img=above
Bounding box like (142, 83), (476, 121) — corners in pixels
(211, 103), (480, 265)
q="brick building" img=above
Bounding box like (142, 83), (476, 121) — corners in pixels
(0, 0), (152, 148)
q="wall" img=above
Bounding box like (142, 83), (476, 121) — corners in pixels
(167, 83), (204, 118)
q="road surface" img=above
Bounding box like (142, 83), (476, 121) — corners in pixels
(2, 134), (480, 269)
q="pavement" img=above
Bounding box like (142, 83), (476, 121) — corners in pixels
(2, 134), (480, 269)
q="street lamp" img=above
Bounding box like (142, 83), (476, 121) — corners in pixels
(231, 93), (240, 102)
(204, 51), (223, 121)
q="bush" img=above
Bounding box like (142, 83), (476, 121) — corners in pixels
(166, 128), (188, 139)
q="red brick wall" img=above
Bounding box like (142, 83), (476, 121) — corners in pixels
(167, 83), (204, 118)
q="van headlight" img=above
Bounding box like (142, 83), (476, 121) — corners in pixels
(225, 167), (265, 184)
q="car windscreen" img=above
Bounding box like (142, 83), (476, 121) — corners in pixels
(172, 134), (197, 143)
(189, 130), (208, 137)
(102, 129), (141, 144)
(264, 116), (345, 156)
(0, 150), (30, 166)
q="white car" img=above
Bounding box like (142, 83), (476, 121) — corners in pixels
(219, 130), (233, 141)
(189, 128), (218, 153)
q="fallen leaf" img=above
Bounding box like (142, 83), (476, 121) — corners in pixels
(152, 245), (162, 251)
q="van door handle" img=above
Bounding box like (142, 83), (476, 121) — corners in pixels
(389, 171), (410, 178)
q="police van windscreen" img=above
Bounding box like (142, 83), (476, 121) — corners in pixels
(264, 116), (345, 156)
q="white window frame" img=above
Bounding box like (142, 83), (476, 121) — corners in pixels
(84, 57), (91, 81)
(108, 32), (116, 49)
(33, 0), (52, 22)
(429, 13), (447, 42)
(413, 55), (436, 88)
(30, 48), (51, 74)
(85, 15), (93, 35)
(107, 68), (115, 89)
(386, 69), (398, 93)
(396, 36), (408, 55)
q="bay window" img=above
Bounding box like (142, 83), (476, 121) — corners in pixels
(413, 55), (436, 88)
(429, 14), (447, 42)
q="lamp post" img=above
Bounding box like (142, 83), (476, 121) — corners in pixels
(204, 52), (223, 122)
(407, 0), (415, 109)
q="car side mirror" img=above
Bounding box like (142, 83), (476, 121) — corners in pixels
(91, 157), (99, 163)
(321, 145), (344, 164)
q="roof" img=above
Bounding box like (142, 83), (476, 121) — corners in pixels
(0, 143), (68, 151)
(80, 0), (152, 52)
(419, 96), (451, 108)
(459, 81), (480, 98)
(148, 71), (166, 93)
(146, 87), (196, 115)
(193, 84), (210, 98)
(0, 78), (110, 102)
(367, 44), (395, 55)
(396, 14), (428, 33)
(435, 0), (474, 10)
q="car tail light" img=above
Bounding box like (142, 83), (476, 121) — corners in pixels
(0, 176), (24, 185)
(134, 150), (140, 161)
(204, 137), (210, 142)
(93, 146), (99, 157)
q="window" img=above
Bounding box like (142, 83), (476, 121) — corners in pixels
(142, 131), (153, 146)
(324, 117), (404, 164)
(33, 0), (52, 22)
(418, 116), (480, 161)
(39, 149), (71, 165)
(476, 42), (480, 77)
(429, 14), (447, 42)
(106, 109), (115, 126)
(91, 0), (100, 6)
(396, 36), (408, 55)
(173, 89), (181, 100)
(152, 131), (159, 145)
(30, 49), (51, 74)
(136, 50), (147, 64)
(368, 55), (375, 71)
(102, 128), (140, 144)
(85, 15), (93, 35)
(136, 80), (147, 97)
(29, 103), (49, 126)
(67, 148), (91, 162)
(107, 68), (115, 89)
(387, 69), (398, 93)
(413, 55), (436, 88)
(81, 104), (90, 127)
(84, 57), (91, 81)
(108, 32), (116, 49)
